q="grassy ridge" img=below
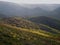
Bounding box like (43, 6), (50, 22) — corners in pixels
(0, 17), (60, 45)
(0, 23), (60, 45)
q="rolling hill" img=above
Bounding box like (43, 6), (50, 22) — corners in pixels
(1, 17), (40, 30)
(0, 15), (60, 45)
(0, 19), (60, 45)
(49, 7), (60, 19)
(28, 16), (60, 30)
(0, 17), (59, 34)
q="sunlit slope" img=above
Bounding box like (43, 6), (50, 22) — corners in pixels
(0, 23), (60, 45)
(1, 17), (60, 34)
(0, 17), (60, 45)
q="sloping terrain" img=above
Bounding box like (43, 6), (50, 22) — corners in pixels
(1, 17), (60, 34)
(0, 17), (60, 45)
(49, 7), (60, 20)
(28, 16), (60, 30)
(1, 17), (40, 29)
(0, 22), (60, 45)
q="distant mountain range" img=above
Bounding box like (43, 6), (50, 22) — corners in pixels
(49, 7), (60, 19)
(0, 1), (60, 19)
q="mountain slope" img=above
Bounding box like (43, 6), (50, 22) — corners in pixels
(0, 17), (60, 34)
(0, 17), (59, 34)
(28, 16), (60, 30)
(0, 16), (60, 45)
(1, 17), (40, 29)
(0, 22), (60, 45)
(47, 7), (60, 20)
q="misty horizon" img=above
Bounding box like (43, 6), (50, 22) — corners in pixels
(0, 1), (60, 11)
(0, 0), (60, 4)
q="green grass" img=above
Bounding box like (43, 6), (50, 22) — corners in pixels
(0, 17), (60, 45)
(0, 23), (60, 45)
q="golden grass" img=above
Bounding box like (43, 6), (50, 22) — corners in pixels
(0, 23), (60, 43)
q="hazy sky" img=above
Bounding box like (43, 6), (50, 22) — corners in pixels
(0, 0), (60, 4)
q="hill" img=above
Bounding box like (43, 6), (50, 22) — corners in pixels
(1, 17), (59, 34)
(1, 17), (40, 30)
(44, 7), (60, 20)
(0, 16), (60, 45)
(28, 16), (60, 30)
(0, 21), (60, 45)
